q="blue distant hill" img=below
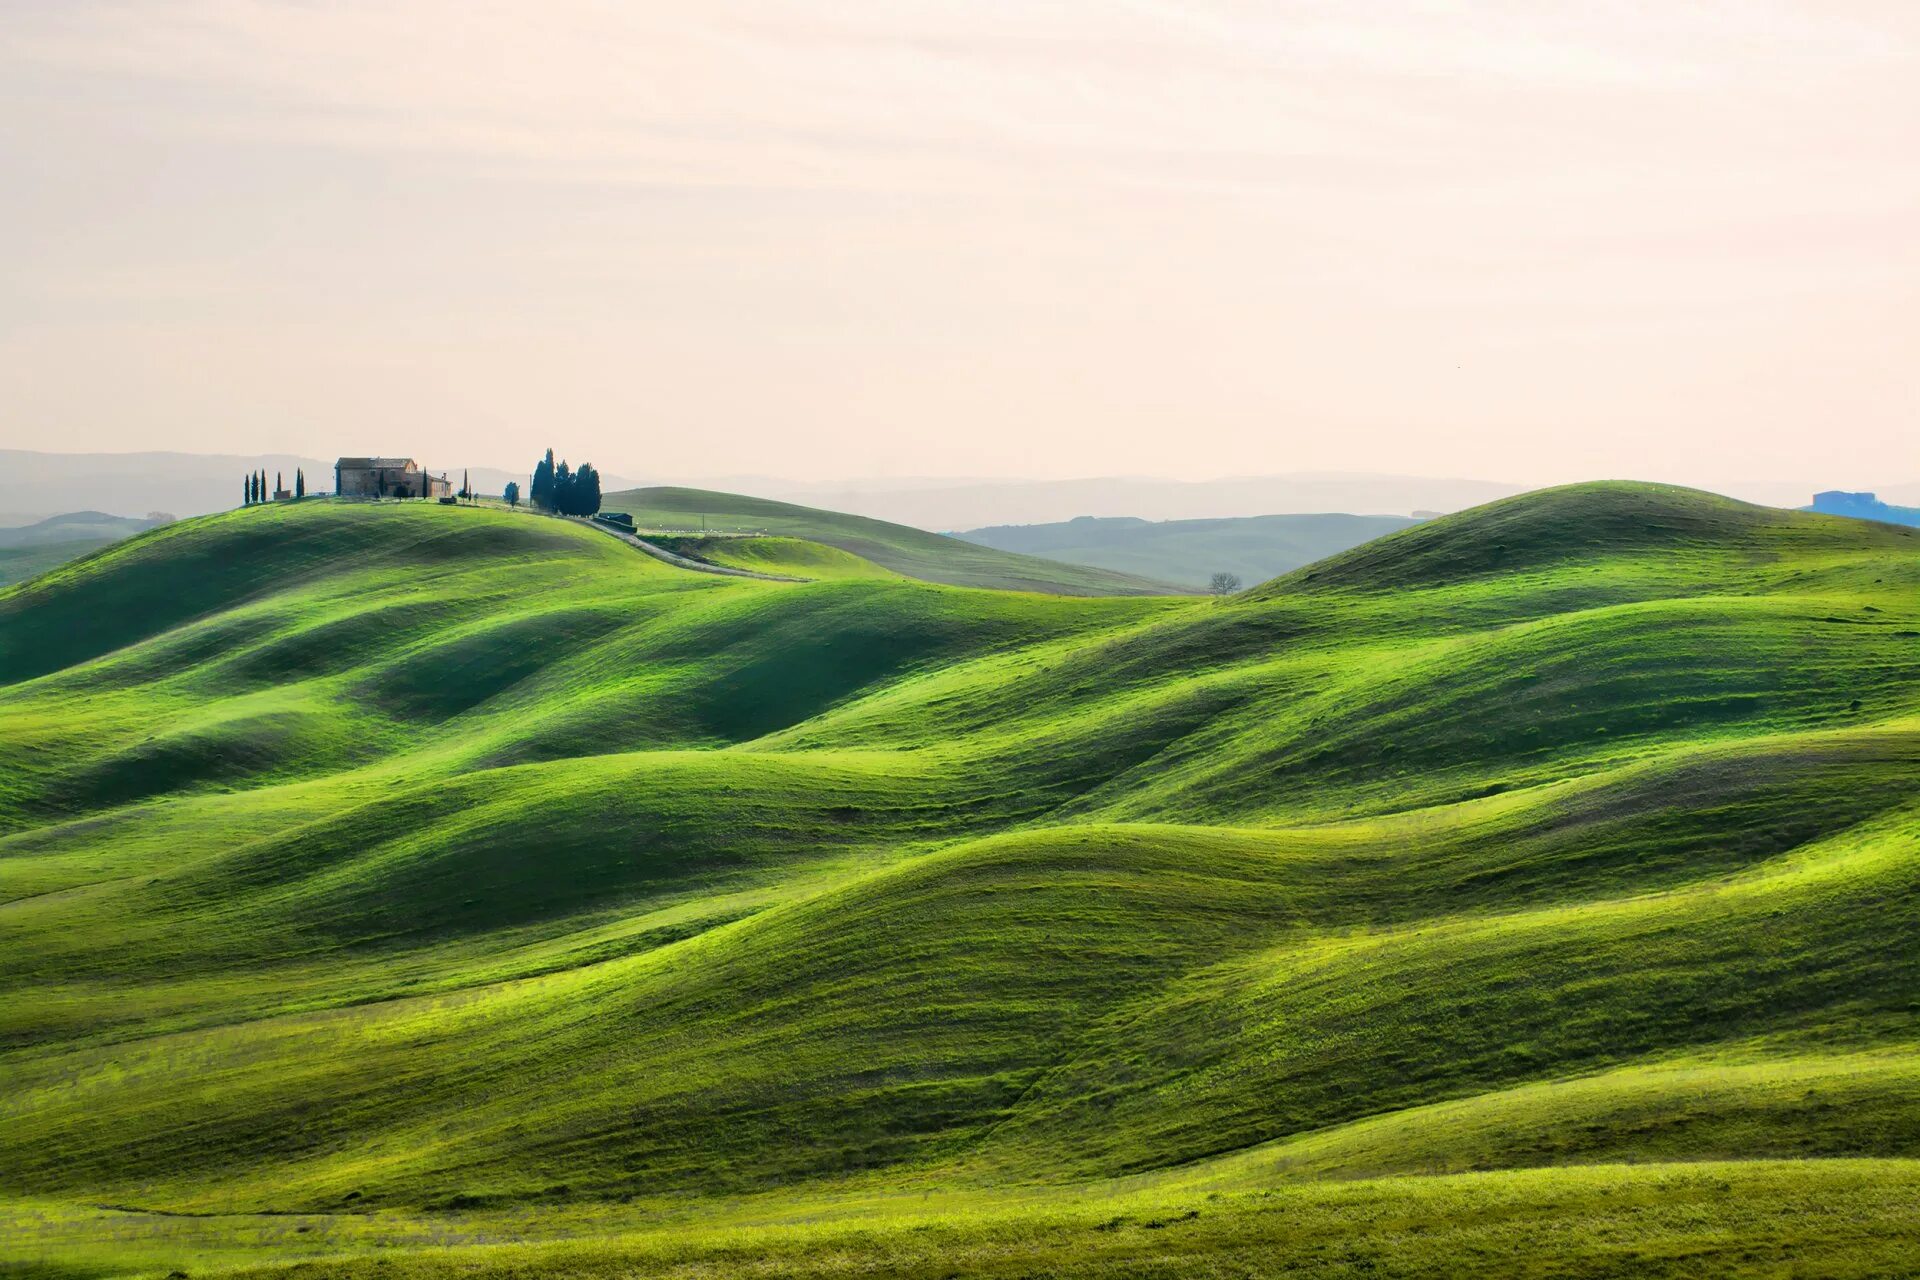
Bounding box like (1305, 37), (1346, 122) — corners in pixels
(1803, 491), (1920, 528)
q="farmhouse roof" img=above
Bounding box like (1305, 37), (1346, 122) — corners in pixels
(336, 457), (418, 470)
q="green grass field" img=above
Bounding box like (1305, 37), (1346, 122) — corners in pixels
(2, 483), (1918, 1278)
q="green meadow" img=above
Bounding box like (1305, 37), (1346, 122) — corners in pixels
(2, 482), (1918, 1278)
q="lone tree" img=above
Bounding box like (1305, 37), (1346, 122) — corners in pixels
(503, 480), (520, 508)
(460, 468), (471, 502)
(1209, 572), (1242, 597)
(275, 471), (283, 499)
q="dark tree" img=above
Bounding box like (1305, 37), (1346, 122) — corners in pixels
(530, 449), (556, 510)
(275, 471), (283, 499)
(1209, 572), (1242, 597)
(529, 449), (599, 514)
(460, 468), (470, 502)
(570, 462), (602, 516)
(503, 480), (520, 508)
(295, 468), (306, 498)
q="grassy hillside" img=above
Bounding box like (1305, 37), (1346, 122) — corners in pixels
(643, 533), (901, 580)
(0, 539), (113, 588)
(602, 485), (1185, 594)
(2, 483), (1918, 1277)
(955, 511), (1418, 589)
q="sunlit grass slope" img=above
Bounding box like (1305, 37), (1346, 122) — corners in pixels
(643, 533), (902, 580)
(2, 482), (1918, 1277)
(604, 484), (1186, 593)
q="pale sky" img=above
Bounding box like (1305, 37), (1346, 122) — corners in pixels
(2, 1), (1915, 488)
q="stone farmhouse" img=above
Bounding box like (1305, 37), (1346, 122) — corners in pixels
(335, 457), (453, 500)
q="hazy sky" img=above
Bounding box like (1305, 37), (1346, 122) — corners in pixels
(2, 2), (1915, 487)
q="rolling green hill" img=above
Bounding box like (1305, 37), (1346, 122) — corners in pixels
(601, 485), (1185, 594)
(2, 483), (1919, 1278)
(954, 511), (1419, 589)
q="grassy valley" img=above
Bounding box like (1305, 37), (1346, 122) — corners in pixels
(2, 483), (1918, 1277)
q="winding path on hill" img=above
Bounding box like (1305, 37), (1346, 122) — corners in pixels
(564, 514), (806, 582)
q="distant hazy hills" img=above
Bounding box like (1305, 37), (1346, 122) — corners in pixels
(3, 454), (1527, 528)
(748, 473), (1525, 529)
(10, 449), (1918, 541)
(956, 512), (1420, 590)
(0, 510), (170, 587)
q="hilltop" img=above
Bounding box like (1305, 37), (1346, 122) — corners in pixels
(2, 482), (1919, 1277)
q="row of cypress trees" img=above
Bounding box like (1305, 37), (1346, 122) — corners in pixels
(242, 468), (305, 505)
(528, 448), (602, 516)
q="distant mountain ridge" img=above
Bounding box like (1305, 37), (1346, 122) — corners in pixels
(0, 509), (168, 547)
(749, 472), (1525, 530)
(954, 512), (1419, 590)
(737, 474), (1920, 531)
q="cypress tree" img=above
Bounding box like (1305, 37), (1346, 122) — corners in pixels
(295, 468), (305, 498)
(275, 471), (283, 500)
(574, 462), (602, 516)
(530, 449), (556, 510)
